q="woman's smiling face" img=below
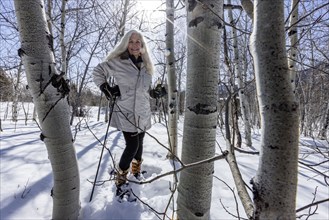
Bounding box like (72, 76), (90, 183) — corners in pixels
(128, 33), (142, 58)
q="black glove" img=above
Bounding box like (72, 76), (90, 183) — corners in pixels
(100, 82), (121, 100)
(150, 84), (167, 99)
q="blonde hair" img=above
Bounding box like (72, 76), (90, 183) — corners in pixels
(106, 29), (154, 75)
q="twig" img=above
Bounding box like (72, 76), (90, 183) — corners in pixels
(234, 147), (259, 155)
(130, 189), (166, 219)
(296, 198), (329, 213)
(299, 160), (329, 180)
(215, 176), (248, 220)
(163, 180), (177, 220)
(21, 178), (31, 199)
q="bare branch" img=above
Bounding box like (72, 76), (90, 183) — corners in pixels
(296, 198), (329, 213)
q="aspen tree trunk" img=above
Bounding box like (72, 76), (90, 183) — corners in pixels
(302, 36), (315, 136)
(177, 1), (223, 219)
(14, 1), (80, 219)
(224, 95), (254, 218)
(46, 0), (53, 37)
(33, 105), (37, 121)
(114, 0), (130, 44)
(60, 0), (67, 75)
(319, 102), (329, 139)
(249, 1), (299, 218)
(288, 0), (299, 94)
(166, 0), (178, 158)
(177, 49), (185, 115)
(227, 0), (252, 147)
(12, 61), (22, 122)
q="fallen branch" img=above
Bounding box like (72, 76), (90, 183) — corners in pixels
(129, 151), (228, 185)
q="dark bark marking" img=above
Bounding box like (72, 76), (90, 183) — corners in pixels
(264, 102), (299, 113)
(250, 178), (262, 219)
(188, 0), (197, 11)
(51, 73), (70, 95)
(17, 48), (26, 57)
(36, 74), (44, 83)
(268, 145), (279, 150)
(40, 133), (45, 141)
(46, 33), (54, 52)
(195, 212), (204, 217)
(288, 30), (297, 36)
(211, 19), (223, 29)
(188, 103), (217, 115)
(48, 65), (52, 76)
(189, 16), (204, 28)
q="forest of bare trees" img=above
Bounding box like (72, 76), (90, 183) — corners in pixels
(1, 0), (328, 219)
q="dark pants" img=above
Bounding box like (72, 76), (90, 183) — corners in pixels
(119, 131), (145, 171)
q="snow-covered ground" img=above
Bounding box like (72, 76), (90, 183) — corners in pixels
(1, 103), (328, 219)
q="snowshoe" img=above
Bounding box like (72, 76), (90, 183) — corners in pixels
(133, 170), (147, 181)
(115, 183), (136, 203)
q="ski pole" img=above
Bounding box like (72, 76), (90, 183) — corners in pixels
(89, 96), (116, 202)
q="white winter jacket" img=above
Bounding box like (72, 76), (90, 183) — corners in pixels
(93, 55), (152, 133)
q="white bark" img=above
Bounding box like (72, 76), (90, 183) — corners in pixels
(224, 95), (254, 218)
(12, 61), (22, 122)
(166, 0), (178, 158)
(227, 0), (252, 147)
(319, 102), (329, 139)
(14, 1), (80, 219)
(60, 0), (67, 75)
(302, 31), (315, 136)
(177, 0), (223, 219)
(224, 3), (254, 217)
(46, 0), (53, 38)
(288, 0), (299, 94)
(250, 1), (299, 218)
(115, 0), (130, 44)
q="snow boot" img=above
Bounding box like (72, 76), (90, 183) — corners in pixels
(115, 167), (129, 187)
(131, 159), (143, 178)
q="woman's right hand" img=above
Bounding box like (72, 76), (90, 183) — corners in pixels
(100, 82), (121, 100)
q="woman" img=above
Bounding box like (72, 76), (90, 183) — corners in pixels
(92, 29), (165, 190)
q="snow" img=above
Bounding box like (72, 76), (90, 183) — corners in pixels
(1, 103), (328, 219)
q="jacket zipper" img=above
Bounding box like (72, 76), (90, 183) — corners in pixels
(133, 64), (141, 130)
